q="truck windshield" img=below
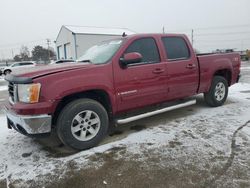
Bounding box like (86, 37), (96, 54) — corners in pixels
(77, 39), (123, 64)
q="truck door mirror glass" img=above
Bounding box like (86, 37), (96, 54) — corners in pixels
(120, 52), (142, 67)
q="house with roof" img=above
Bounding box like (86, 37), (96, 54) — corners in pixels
(55, 25), (135, 60)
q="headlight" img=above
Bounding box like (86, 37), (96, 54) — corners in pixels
(17, 83), (41, 103)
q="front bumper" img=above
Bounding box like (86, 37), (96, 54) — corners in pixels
(4, 105), (52, 136)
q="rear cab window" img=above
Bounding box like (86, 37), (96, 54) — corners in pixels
(161, 37), (190, 61)
(124, 37), (160, 65)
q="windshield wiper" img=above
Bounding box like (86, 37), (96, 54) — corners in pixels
(77, 59), (92, 63)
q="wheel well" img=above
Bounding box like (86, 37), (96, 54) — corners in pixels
(4, 69), (11, 74)
(52, 90), (113, 126)
(214, 69), (232, 86)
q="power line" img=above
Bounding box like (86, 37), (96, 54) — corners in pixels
(195, 31), (250, 37)
(197, 38), (250, 42)
(168, 24), (250, 33)
(167, 24), (250, 34)
(0, 42), (47, 50)
(194, 24), (250, 31)
(195, 42), (250, 47)
(0, 38), (55, 48)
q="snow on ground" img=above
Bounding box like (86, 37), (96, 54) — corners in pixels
(0, 63), (250, 187)
(0, 82), (250, 187)
(0, 77), (7, 91)
(0, 86), (7, 91)
(241, 67), (250, 70)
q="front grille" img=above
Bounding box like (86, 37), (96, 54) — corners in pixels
(8, 82), (14, 103)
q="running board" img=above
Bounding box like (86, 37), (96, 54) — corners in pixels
(116, 99), (196, 124)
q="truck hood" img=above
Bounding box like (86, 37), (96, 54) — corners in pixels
(12, 63), (93, 79)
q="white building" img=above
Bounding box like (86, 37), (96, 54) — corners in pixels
(55, 25), (135, 60)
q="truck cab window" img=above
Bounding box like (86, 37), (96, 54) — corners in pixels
(125, 38), (160, 64)
(162, 37), (190, 60)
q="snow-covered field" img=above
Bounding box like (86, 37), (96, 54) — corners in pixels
(0, 78), (5, 83)
(0, 86), (7, 92)
(0, 78), (7, 102)
(0, 62), (250, 187)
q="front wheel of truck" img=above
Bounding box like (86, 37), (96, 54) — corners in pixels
(204, 76), (228, 107)
(56, 98), (109, 150)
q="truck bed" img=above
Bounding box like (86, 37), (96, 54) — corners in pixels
(197, 52), (241, 93)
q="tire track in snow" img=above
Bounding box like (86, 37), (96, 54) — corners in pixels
(5, 165), (10, 188)
(203, 120), (250, 187)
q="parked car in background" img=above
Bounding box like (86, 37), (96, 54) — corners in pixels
(50, 59), (75, 64)
(1, 61), (36, 75)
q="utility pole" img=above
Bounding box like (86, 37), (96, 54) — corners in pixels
(191, 29), (194, 46)
(46, 39), (51, 63)
(1, 51), (4, 62)
(163, 26), (165, 34)
(11, 49), (14, 59)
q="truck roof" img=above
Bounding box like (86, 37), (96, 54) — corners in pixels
(123, 33), (187, 39)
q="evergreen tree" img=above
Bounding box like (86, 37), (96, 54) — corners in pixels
(31, 45), (55, 61)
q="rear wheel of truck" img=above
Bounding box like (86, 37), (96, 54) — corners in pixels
(56, 98), (109, 150)
(204, 76), (228, 107)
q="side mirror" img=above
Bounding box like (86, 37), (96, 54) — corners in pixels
(120, 52), (142, 67)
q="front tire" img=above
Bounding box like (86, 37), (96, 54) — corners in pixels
(204, 76), (228, 107)
(56, 98), (109, 150)
(4, 70), (11, 75)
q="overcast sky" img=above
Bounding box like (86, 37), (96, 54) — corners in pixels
(0, 0), (250, 59)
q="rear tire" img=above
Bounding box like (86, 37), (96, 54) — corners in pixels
(56, 98), (109, 150)
(204, 76), (228, 107)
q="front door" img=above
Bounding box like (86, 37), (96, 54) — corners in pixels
(114, 37), (168, 112)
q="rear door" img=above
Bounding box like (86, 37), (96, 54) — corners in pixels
(114, 37), (168, 112)
(161, 36), (199, 99)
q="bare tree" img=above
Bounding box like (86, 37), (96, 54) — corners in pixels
(20, 45), (30, 61)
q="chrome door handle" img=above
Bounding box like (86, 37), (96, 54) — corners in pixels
(186, 64), (196, 69)
(152, 68), (165, 74)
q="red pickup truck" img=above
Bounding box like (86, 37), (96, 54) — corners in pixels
(4, 33), (241, 150)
